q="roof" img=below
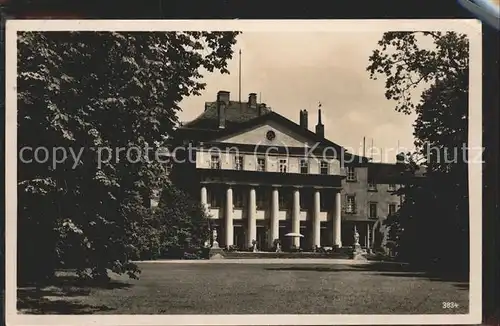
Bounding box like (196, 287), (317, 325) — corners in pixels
(182, 100), (272, 130)
(178, 99), (370, 163)
(368, 162), (427, 183)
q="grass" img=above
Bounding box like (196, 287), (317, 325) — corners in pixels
(17, 261), (469, 314)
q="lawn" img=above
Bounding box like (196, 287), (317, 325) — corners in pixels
(17, 260), (469, 314)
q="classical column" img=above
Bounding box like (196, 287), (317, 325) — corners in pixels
(248, 187), (257, 248)
(333, 191), (342, 248)
(269, 187), (280, 247)
(312, 189), (321, 248)
(200, 185), (208, 213)
(292, 188), (301, 248)
(225, 186), (234, 247)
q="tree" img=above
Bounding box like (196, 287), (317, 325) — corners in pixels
(367, 32), (469, 273)
(154, 183), (211, 259)
(17, 31), (239, 282)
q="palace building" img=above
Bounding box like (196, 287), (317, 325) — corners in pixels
(166, 90), (423, 251)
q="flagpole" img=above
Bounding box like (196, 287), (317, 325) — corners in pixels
(238, 49), (242, 110)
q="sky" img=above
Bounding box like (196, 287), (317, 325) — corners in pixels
(178, 31), (418, 163)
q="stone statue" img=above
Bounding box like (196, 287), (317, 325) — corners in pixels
(351, 225), (366, 261)
(212, 229), (219, 248)
(354, 226), (360, 246)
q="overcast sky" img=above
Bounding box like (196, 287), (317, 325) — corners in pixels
(178, 32), (418, 163)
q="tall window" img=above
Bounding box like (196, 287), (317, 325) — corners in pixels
(209, 190), (220, 207)
(346, 167), (356, 181)
(320, 160), (329, 175)
(388, 184), (396, 191)
(319, 190), (327, 211)
(369, 202), (378, 219)
(257, 191), (266, 209)
(345, 195), (356, 214)
(210, 155), (221, 169)
(279, 192), (287, 208)
(300, 192), (308, 209)
(389, 203), (397, 216)
(257, 157), (266, 172)
(233, 190), (244, 208)
(368, 179), (377, 191)
(300, 158), (309, 174)
(279, 159), (288, 173)
(234, 155), (244, 170)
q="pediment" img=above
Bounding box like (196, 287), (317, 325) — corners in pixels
(215, 120), (315, 147)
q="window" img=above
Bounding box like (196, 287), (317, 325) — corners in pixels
(257, 191), (266, 209)
(320, 160), (329, 175)
(209, 191), (220, 207)
(389, 203), (397, 216)
(279, 159), (288, 173)
(300, 158), (309, 174)
(279, 192), (287, 208)
(368, 180), (377, 191)
(346, 167), (356, 181)
(234, 155), (244, 170)
(210, 155), (221, 169)
(257, 157), (266, 172)
(300, 192), (308, 209)
(369, 202), (378, 219)
(319, 191), (327, 211)
(345, 195), (356, 214)
(388, 184), (396, 191)
(233, 190), (244, 208)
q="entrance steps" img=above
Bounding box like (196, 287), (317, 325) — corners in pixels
(222, 250), (351, 260)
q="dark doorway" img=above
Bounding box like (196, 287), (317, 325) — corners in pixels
(256, 226), (266, 251)
(234, 225), (245, 250)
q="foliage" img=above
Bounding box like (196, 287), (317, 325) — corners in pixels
(17, 31), (239, 282)
(152, 183), (211, 259)
(367, 32), (469, 273)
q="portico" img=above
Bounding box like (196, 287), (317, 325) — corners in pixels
(200, 182), (342, 250)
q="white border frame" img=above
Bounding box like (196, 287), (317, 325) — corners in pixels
(5, 19), (482, 325)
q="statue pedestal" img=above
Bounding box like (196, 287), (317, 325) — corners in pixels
(208, 241), (225, 259)
(350, 244), (367, 261)
(209, 247), (225, 259)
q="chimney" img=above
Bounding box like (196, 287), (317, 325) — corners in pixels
(217, 90), (229, 129)
(217, 90), (230, 105)
(300, 109), (308, 129)
(315, 109), (324, 138)
(258, 103), (266, 116)
(248, 93), (257, 108)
